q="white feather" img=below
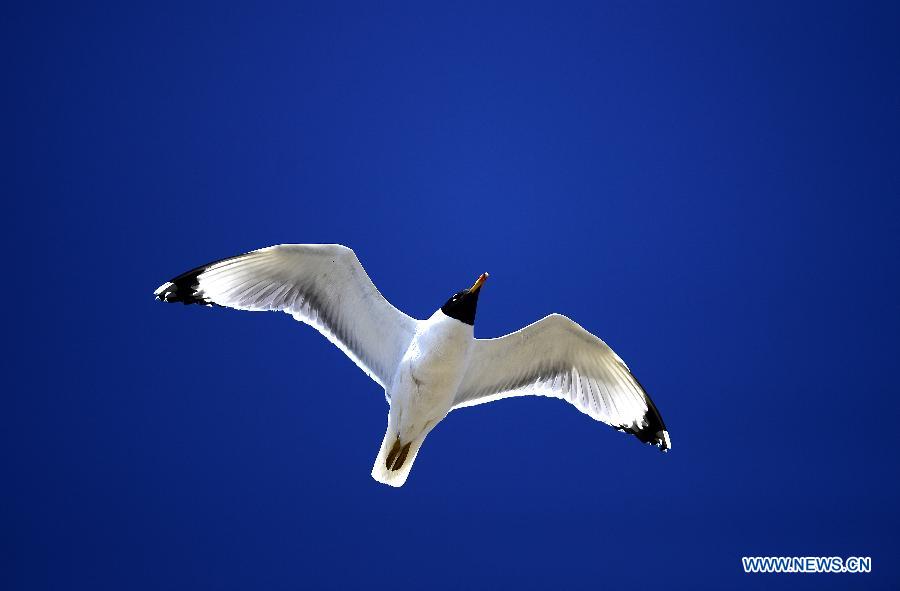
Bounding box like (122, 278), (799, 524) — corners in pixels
(155, 244), (416, 388)
(453, 314), (670, 450)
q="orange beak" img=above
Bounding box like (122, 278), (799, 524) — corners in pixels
(469, 272), (489, 293)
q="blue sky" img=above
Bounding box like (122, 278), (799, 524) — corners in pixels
(6, 1), (900, 589)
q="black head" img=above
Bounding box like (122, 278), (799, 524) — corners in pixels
(441, 273), (489, 326)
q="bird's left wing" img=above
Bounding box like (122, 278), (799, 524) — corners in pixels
(154, 244), (416, 388)
(453, 314), (670, 450)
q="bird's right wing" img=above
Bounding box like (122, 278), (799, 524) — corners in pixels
(154, 244), (416, 388)
(453, 314), (670, 450)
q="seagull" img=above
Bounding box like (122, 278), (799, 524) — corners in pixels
(154, 244), (670, 487)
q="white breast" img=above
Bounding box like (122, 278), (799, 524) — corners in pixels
(389, 310), (473, 439)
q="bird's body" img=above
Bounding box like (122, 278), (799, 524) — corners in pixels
(155, 244), (670, 487)
(376, 309), (473, 485)
(394, 310), (472, 440)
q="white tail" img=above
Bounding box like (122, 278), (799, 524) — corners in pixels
(371, 423), (427, 487)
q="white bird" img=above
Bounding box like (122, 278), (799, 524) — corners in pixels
(154, 244), (670, 487)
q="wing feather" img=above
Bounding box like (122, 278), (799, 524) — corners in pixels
(454, 314), (670, 450)
(155, 244), (416, 388)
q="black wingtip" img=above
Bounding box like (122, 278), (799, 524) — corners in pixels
(153, 263), (216, 306)
(621, 424), (671, 452)
(619, 374), (671, 452)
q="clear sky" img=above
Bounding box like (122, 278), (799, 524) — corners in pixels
(6, 1), (900, 589)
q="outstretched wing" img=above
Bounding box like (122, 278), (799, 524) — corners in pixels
(454, 314), (670, 450)
(154, 244), (417, 388)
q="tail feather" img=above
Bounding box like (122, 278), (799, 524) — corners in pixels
(372, 425), (425, 487)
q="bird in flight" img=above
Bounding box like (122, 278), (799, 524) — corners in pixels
(155, 244), (670, 487)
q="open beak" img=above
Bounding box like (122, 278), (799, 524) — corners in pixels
(469, 272), (489, 293)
